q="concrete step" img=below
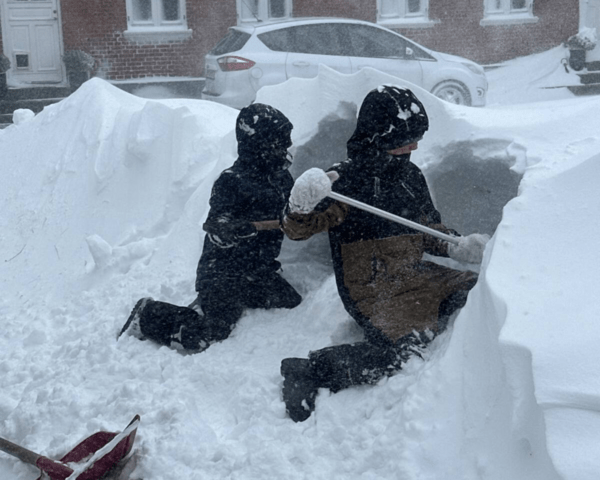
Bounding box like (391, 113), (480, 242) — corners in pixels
(0, 97), (64, 114)
(2, 86), (70, 101)
(586, 61), (600, 71)
(577, 71), (600, 85)
(568, 83), (600, 95)
(0, 88), (67, 126)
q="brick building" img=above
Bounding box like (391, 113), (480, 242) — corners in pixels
(0, 0), (590, 94)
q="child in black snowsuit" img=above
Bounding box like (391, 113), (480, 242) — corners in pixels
(279, 86), (488, 422)
(119, 103), (302, 352)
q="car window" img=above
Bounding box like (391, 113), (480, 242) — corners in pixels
(259, 24), (345, 56)
(341, 24), (433, 60)
(258, 28), (293, 52)
(209, 30), (251, 56)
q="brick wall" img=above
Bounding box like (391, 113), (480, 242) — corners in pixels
(3, 1), (578, 82)
(398, 0), (578, 64)
(59, 0), (235, 80)
(293, 0), (375, 22)
(293, 0), (578, 65)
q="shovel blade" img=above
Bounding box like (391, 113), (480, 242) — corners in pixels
(35, 415), (140, 480)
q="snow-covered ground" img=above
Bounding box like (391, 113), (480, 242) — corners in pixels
(1, 45), (599, 480)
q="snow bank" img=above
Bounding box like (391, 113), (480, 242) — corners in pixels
(1, 78), (237, 305)
(485, 45), (579, 106)
(1, 64), (600, 480)
(489, 152), (600, 480)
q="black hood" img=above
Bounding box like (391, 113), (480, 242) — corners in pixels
(236, 103), (293, 173)
(347, 86), (429, 161)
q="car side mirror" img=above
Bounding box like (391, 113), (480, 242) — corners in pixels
(405, 47), (414, 59)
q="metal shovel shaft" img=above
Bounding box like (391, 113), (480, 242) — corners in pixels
(328, 191), (461, 245)
(0, 436), (74, 479)
(0, 436), (41, 466)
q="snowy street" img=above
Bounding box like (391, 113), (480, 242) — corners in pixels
(1, 45), (600, 479)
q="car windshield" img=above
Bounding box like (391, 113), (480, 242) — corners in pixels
(209, 29), (251, 56)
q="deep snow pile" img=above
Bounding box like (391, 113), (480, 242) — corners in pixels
(1, 55), (600, 480)
(485, 44), (579, 106)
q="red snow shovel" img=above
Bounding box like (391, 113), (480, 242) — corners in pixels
(0, 414), (140, 480)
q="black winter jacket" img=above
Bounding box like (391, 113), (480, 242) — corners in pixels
(195, 104), (294, 290)
(283, 86), (476, 345)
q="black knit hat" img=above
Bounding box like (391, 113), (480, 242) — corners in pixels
(236, 103), (292, 153)
(348, 86), (429, 156)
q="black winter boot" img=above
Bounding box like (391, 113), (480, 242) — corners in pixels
(281, 358), (319, 422)
(118, 297), (152, 339)
(308, 342), (406, 392)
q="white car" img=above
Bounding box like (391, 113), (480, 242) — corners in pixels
(201, 18), (488, 109)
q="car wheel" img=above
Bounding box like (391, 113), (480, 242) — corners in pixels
(431, 81), (471, 106)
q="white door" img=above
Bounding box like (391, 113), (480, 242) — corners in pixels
(1, 0), (64, 86)
(582, 0), (600, 62)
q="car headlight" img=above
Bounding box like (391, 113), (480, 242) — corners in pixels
(461, 62), (485, 76)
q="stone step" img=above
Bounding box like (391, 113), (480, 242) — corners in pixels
(2, 86), (71, 101)
(578, 71), (600, 85)
(0, 97), (64, 114)
(0, 85), (69, 126)
(586, 61), (600, 71)
(568, 83), (600, 96)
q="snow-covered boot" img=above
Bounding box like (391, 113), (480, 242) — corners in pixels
(308, 342), (406, 392)
(118, 297), (152, 340)
(281, 358), (319, 422)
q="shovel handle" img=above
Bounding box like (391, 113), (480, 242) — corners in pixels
(0, 436), (74, 478)
(253, 220), (281, 231)
(328, 191), (460, 245)
(0, 436), (42, 466)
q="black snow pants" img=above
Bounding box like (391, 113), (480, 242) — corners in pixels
(139, 272), (301, 352)
(307, 286), (474, 392)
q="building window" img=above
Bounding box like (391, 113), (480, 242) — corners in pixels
(376, 0), (435, 28)
(481, 0), (538, 25)
(125, 0), (190, 42)
(237, 0), (292, 24)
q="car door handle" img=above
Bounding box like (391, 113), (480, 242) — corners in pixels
(292, 61), (311, 67)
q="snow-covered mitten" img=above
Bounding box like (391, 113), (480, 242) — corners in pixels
(289, 168), (338, 214)
(447, 233), (490, 264)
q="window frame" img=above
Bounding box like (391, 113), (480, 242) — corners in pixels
(480, 0), (538, 26)
(376, 0), (436, 29)
(124, 0), (191, 42)
(237, 0), (293, 24)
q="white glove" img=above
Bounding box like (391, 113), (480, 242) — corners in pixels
(448, 233), (490, 264)
(289, 168), (338, 214)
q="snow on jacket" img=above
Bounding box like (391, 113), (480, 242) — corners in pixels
(283, 86), (477, 345)
(195, 104), (294, 290)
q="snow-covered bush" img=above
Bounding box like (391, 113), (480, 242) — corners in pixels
(0, 53), (10, 74)
(565, 27), (597, 51)
(62, 50), (95, 72)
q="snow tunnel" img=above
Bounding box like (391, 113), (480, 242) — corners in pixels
(425, 139), (523, 237)
(288, 113), (524, 261)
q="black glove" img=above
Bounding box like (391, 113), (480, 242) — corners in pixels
(203, 218), (257, 247)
